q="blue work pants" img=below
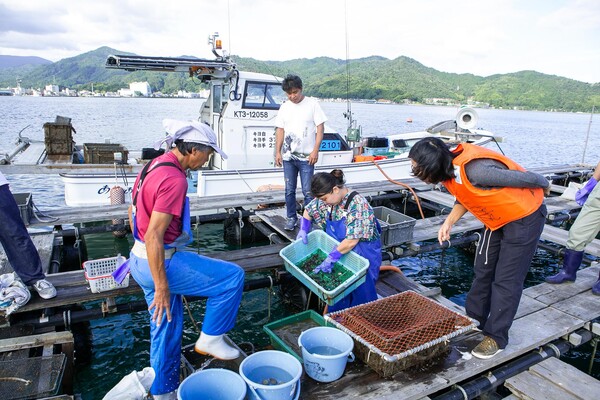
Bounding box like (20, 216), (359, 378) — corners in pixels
(283, 159), (314, 219)
(0, 185), (45, 285)
(130, 251), (244, 395)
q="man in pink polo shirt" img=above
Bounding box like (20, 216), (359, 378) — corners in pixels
(128, 119), (244, 399)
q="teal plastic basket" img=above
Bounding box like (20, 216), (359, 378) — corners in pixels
(279, 230), (370, 305)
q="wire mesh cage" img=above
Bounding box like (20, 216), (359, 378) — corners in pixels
(326, 290), (476, 377)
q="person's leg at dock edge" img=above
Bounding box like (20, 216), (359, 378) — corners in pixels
(467, 204), (546, 359)
(129, 251), (244, 398)
(297, 158), (315, 215)
(0, 178), (56, 300)
(546, 181), (600, 295)
(283, 159), (300, 230)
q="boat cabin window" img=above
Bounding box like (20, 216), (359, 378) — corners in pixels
(212, 84), (229, 113)
(242, 81), (286, 110)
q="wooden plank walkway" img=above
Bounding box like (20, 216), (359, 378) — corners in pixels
(541, 225), (600, 257)
(255, 207), (485, 246)
(10, 243), (287, 314)
(299, 264), (600, 399)
(505, 357), (600, 400)
(416, 189), (582, 216)
(26, 178), (430, 227)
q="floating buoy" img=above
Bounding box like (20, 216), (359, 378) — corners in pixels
(110, 186), (128, 238)
(406, 117), (413, 123)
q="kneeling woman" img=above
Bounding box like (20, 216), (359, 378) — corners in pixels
(297, 169), (382, 312)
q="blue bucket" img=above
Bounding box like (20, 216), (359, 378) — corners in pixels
(177, 368), (247, 400)
(239, 350), (302, 400)
(298, 326), (354, 382)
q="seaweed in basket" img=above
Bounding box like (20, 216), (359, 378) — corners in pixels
(297, 249), (355, 291)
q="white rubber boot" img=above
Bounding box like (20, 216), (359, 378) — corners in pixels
(152, 390), (177, 399)
(194, 332), (240, 360)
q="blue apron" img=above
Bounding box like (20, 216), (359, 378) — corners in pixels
(114, 162), (194, 283)
(326, 191), (382, 312)
(133, 196), (193, 249)
(132, 161), (193, 249)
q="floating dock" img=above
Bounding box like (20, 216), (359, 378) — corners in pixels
(1, 164), (600, 399)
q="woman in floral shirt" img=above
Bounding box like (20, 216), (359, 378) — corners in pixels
(297, 169), (382, 312)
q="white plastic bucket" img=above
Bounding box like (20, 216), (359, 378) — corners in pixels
(298, 326), (354, 382)
(177, 368), (247, 400)
(239, 350), (302, 400)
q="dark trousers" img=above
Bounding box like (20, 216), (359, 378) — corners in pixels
(466, 204), (547, 348)
(0, 185), (45, 285)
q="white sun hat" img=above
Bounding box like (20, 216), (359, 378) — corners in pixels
(155, 119), (228, 159)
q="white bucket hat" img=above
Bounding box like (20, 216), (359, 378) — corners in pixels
(155, 119), (228, 159)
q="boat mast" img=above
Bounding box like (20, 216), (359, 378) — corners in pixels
(581, 105), (595, 164)
(342, 0), (361, 146)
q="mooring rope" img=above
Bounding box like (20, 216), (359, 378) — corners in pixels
(31, 201), (58, 223)
(371, 159), (426, 219)
(266, 275), (273, 322)
(234, 169), (255, 192)
(183, 296), (202, 335)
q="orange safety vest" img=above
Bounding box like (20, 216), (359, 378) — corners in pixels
(442, 143), (544, 231)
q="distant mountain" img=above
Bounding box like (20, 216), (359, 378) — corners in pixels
(236, 55), (599, 111)
(0, 55), (52, 69)
(0, 47), (598, 112)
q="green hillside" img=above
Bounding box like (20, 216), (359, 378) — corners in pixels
(1, 47), (598, 112)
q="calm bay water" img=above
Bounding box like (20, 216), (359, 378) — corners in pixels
(1, 97), (599, 398)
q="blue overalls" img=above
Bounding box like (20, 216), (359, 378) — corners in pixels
(326, 192), (382, 313)
(129, 161), (244, 395)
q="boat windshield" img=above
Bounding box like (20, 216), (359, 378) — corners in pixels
(243, 81), (286, 110)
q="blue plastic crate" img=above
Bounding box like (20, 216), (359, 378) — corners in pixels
(279, 230), (370, 305)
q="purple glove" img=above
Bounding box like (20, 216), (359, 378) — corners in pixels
(296, 217), (311, 244)
(575, 178), (598, 206)
(111, 259), (130, 284)
(313, 249), (342, 274)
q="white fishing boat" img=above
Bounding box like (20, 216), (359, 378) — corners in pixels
(1, 34), (495, 207)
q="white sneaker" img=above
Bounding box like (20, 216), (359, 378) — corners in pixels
(194, 332), (240, 360)
(32, 279), (57, 300)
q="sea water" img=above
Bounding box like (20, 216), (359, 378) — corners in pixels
(1, 97), (599, 398)
(307, 345), (343, 356)
(246, 366), (294, 386)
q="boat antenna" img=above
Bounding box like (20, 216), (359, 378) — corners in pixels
(581, 105), (595, 164)
(343, 0), (352, 129)
(228, 0), (232, 55)
(342, 0), (361, 145)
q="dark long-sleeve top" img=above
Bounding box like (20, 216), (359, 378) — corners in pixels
(463, 159), (549, 189)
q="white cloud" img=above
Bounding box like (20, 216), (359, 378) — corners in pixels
(0, 0), (598, 83)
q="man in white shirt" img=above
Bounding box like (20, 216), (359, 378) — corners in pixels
(275, 75), (327, 230)
(0, 172), (56, 299)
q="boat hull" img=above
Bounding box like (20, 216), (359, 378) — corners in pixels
(61, 173), (137, 207)
(197, 157), (412, 197)
(58, 158), (412, 206)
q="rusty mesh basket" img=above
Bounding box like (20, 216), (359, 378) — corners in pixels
(326, 290), (476, 377)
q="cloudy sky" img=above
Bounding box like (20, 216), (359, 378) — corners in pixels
(1, 0), (599, 83)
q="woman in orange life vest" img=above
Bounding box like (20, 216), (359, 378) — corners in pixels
(409, 137), (550, 360)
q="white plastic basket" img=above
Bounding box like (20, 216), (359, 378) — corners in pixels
(83, 255), (129, 293)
